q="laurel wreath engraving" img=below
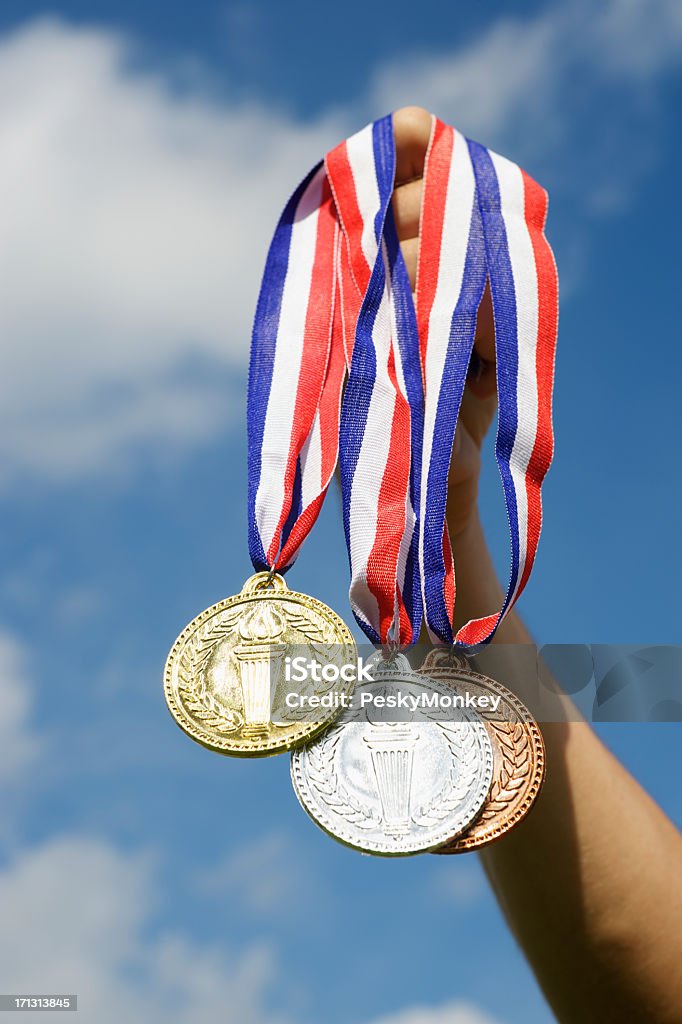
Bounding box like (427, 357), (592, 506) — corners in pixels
(285, 610), (331, 646)
(412, 721), (483, 827)
(411, 665), (543, 850)
(177, 609), (244, 733)
(285, 612), (344, 684)
(304, 729), (381, 829)
(278, 608), (352, 721)
(478, 720), (529, 821)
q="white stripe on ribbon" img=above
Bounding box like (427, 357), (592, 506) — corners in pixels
(345, 126), (381, 276)
(347, 273), (395, 632)
(299, 412), (323, 510)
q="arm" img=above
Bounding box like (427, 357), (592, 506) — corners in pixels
(452, 515), (682, 1024)
(392, 106), (682, 1024)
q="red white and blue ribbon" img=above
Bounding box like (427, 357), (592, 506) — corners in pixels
(415, 117), (558, 645)
(456, 140), (558, 644)
(326, 117), (423, 645)
(416, 120), (487, 643)
(247, 112), (557, 648)
(247, 163), (341, 574)
(248, 117), (423, 645)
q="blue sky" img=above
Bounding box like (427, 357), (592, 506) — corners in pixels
(0, 2), (681, 1022)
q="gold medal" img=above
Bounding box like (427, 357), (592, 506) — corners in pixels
(164, 572), (356, 757)
(417, 648), (545, 852)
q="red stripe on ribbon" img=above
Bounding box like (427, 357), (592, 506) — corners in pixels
(515, 170), (558, 596)
(326, 141), (372, 296)
(416, 118), (452, 373)
(267, 180), (337, 566)
(416, 119), (458, 630)
(365, 340), (412, 642)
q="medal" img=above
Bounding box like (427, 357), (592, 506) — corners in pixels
(164, 572), (356, 757)
(291, 652), (493, 855)
(163, 111), (559, 854)
(165, 160), (357, 755)
(417, 649), (545, 852)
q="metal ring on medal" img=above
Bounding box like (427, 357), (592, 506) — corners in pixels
(291, 653), (494, 856)
(417, 649), (546, 853)
(164, 572), (356, 757)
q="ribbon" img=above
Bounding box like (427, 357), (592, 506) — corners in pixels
(247, 112), (558, 648)
(461, 142), (559, 643)
(247, 163), (340, 573)
(248, 117), (423, 645)
(416, 120), (487, 642)
(326, 117), (423, 644)
(414, 120), (558, 645)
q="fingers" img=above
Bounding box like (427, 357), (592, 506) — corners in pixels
(392, 178), (422, 241)
(392, 174), (421, 288)
(474, 281), (495, 360)
(398, 237), (419, 288)
(392, 106), (432, 184)
(467, 284), (497, 398)
(392, 107), (432, 289)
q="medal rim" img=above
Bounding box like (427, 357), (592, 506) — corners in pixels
(418, 658), (546, 852)
(164, 577), (357, 758)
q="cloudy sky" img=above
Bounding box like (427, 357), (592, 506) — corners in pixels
(0, 1), (681, 1022)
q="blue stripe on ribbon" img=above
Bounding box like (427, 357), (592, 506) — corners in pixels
(422, 195), (487, 643)
(468, 140), (521, 630)
(247, 162), (323, 571)
(281, 458), (303, 556)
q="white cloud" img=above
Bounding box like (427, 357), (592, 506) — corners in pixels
(589, 0), (682, 78)
(371, 0), (682, 139)
(0, 18), (345, 483)
(370, 14), (559, 149)
(0, 832), (504, 1024)
(428, 862), (486, 909)
(0, 834), (290, 1024)
(194, 829), (325, 915)
(51, 584), (104, 626)
(366, 1001), (503, 1024)
(368, 0), (682, 304)
(0, 3), (680, 483)
(0, 631), (41, 785)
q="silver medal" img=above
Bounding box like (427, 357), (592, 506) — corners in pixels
(291, 652), (494, 856)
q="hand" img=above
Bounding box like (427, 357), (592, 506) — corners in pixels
(391, 106), (497, 538)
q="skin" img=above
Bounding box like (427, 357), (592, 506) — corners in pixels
(390, 106), (682, 1024)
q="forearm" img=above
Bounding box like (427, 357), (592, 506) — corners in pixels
(450, 514), (682, 1023)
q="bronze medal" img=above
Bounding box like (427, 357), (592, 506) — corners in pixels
(417, 648), (545, 852)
